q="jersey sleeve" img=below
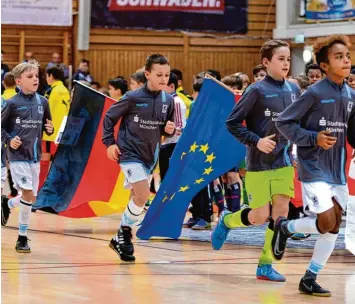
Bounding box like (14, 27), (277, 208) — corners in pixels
(226, 85), (261, 147)
(102, 94), (130, 147)
(1, 99), (12, 145)
(276, 89), (318, 147)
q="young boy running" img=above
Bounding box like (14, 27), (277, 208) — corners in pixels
(273, 35), (354, 297)
(211, 40), (300, 282)
(102, 54), (176, 262)
(1, 60), (54, 251)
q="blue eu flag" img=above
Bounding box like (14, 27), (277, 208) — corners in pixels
(137, 77), (246, 240)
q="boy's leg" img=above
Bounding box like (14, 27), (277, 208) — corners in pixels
(192, 185), (212, 230)
(212, 170), (271, 250)
(110, 163), (151, 262)
(272, 183), (347, 296)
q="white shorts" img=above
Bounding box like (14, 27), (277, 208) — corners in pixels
(120, 162), (152, 190)
(9, 162), (40, 196)
(1, 166), (7, 189)
(301, 182), (349, 216)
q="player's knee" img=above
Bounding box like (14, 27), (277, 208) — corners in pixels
(317, 215), (336, 233)
(134, 189), (150, 206)
(250, 208), (269, 225)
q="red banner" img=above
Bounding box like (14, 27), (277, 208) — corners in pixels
(108, 0), (225, 12)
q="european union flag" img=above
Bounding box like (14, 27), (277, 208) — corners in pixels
(137, 77), (246, 240)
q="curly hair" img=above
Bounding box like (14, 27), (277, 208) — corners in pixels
(313, 35), (351, 67)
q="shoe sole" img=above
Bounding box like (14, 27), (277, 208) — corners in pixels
(109, 243), (135, 262)
(1, 204), (9, 226)
(16, 248), (31, 253)
(192, 226), (212, 230)
(257, 276), (286, 282)
(299, 290), (331, 297)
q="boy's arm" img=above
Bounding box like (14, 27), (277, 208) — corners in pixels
(102, 94), (130, 147)
(1, 99), (12, 145)
(226, 86), (260, 147)
(348, 106), (355, 149)
(275, 89), (318, 147)
(162, 98), (176, 137)
(43, 100), (54, 136)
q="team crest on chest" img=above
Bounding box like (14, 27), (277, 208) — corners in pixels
(38, 105), (44, 114)
(162, 104), (168, 114)
(291, 93), (296, 103)
(348, 101), (353, 113)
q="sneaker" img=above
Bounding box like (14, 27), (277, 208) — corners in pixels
(1, 195), (10, 226)
(109, 226), (135, 262)
(256, 264), (286, 282)
(211, 210), (231, 250)
(15, 235), (31, 253)
(191, 219), (212, 230)
(299, 277), (331, 297)
(272, 216), (292, 260)
(291, 233), (311, 241)
(182, 217), (199, 228)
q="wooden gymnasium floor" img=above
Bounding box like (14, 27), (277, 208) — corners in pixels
(2, 209), (355, 304)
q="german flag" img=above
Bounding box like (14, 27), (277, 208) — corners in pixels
(34, 82), (130, 217)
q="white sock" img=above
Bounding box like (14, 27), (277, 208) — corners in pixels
(308, 232), (338, 275)
(287, 217), (320, 234)
(120, 198), (144, 228)
(8, 195), (21, 209)
(19, 199), (32, 236)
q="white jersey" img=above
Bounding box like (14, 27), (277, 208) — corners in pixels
(162, 93), (186, 145)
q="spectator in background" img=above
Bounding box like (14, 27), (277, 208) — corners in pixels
(289, 74), (310, 93)
(23, 51), (34, 62)
(235, 72), (250, 91)
(40, 66), (71, 186)
(2, 72), (17, 100)
(253, 64), (267, 82)
(207, 69), (222, 81)
(108, 78), (128, 101)
(347, 68), (355, 90)
(99, 87), (109, 96)
(171, 68), (193, 118)
(73, 59), (93, 84)
(47, 52), (69, 79)
(305, 63), (323, 85)
(130, 71), (146, 91)
(90, 81), (101, 91)
(1, 51), (10, 94)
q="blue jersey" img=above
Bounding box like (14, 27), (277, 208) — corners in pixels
(276, 77), (355, 184)
(102, 84), (175, 171)
(226, 75), (301, 171)
(1, 91), (53, 163)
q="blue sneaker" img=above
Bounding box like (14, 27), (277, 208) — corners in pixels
(211, 210), (231, 250)
(191, 219), (212, 230)
(256, 264), (286, 282)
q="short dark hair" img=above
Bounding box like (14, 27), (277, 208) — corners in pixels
(108, 78), (128, 95)
(91, 81), (101, 88)
(351, 68), (355, 75)
(171, 68), (183, 81)
(130, 71), (146, 84)
(80, 59), (89, 65)
(192, 72), (206, 93)
(145, 54), (169, 72)
(207, 69), (221, 81)
(260, 39), (289, 61)
(305, 63), (323, 75)
(313, 35), (351, 69)
(294, 74), (310, 91)
(168, 72), (179, 91)
(46, 65), (64, 81)
(221, 74), (243, 90)
(253, 64), (267, 76)
(116, 75), (125, 80)
(3, 72), (16, 87)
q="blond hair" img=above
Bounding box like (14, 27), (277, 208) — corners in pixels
(12, 60), (40, 79)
